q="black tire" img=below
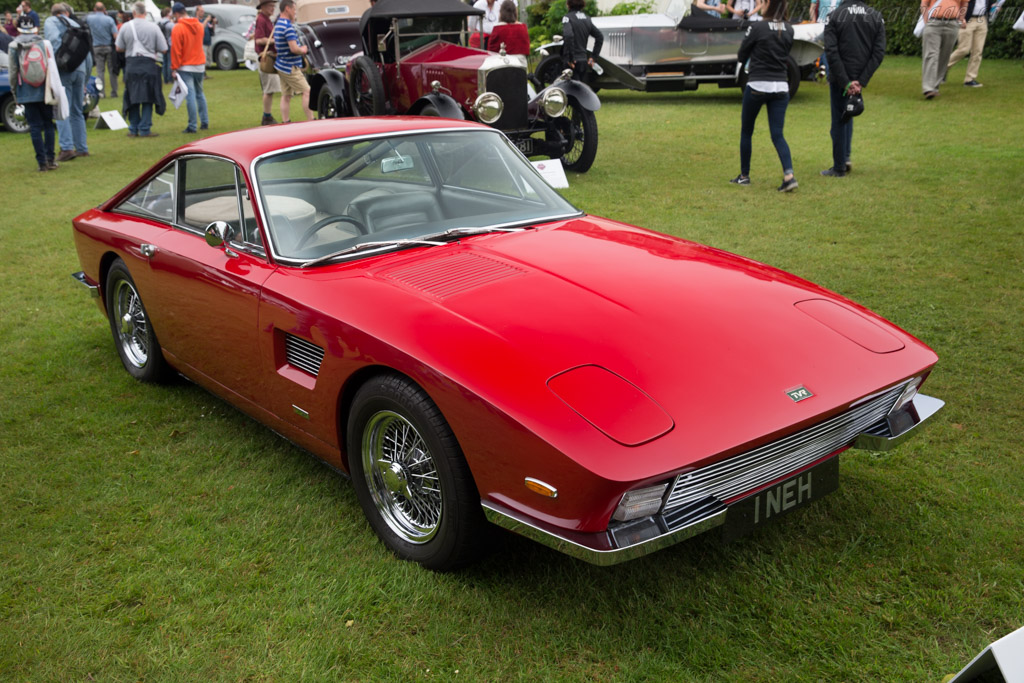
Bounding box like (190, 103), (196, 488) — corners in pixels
(105, 259), (170, 383)
(559, 98), (598, 174)
(1, 94), (29, 134)
(534, 54), (565, 88)
(347, 374), (486, 571)
(214, 43), (236, 71)
(787, 56), (801, 98)
(347, 55), (386, 116)
(317, 87), (344, 119)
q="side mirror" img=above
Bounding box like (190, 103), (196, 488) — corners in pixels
(204, 220), (236, 248)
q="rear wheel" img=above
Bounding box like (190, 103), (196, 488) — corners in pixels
(559, 98), (598, 173)
(1, 95), (29, 134)
(105, 259), (170, 383)
(214, 44), (236, 71)
(347, 55), (385, 116)
(347, 374), (486, 571)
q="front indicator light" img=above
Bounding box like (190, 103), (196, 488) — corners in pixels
(612, 483), (669, 522)
(542, 87), (567, 118)
(524, 477), (558, 498)
(473, 92), (504, 124)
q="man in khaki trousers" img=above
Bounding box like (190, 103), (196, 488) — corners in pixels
(946, 0), (992, 88)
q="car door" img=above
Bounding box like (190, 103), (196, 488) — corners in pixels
(141, 155), (277, 404)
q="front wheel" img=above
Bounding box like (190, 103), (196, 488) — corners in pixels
(558, 98), (598, 173)
(347, 374), (486, 571)
(533, 54), (564, 89)
(1, 95), (29, 134)
(105, 259), (170, 383)
(317, 88), (344, 119)
(214, 44), (236, 71)
(787, 56), (801, 98)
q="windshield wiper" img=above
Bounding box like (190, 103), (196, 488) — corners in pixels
(421, 225), (532, 241)
(300, 239), (446, 267)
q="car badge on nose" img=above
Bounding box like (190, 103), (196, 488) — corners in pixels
(786, 386), (814, 403)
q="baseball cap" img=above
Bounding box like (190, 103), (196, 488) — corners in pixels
(841, 93), (864, 124)
(171, 2), (186, 13)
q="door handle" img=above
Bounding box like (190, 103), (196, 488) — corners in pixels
(140, 243), (158, 258)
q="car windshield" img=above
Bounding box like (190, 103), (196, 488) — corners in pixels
(253, 129), (580, 265)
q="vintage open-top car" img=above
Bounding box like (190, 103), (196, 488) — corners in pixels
(311, 0), (602, 173)
(71, 118), (943, 570)
(535, 0), (825, 97)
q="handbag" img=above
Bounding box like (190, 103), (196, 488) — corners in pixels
(259, 39), (277, 74)
(1013, 8), (1024, 31)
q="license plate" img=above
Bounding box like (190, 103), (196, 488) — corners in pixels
(514, 138), (534, 155)
(721, 456), (840, 542)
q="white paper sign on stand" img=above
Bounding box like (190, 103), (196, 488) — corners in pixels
(948, 624), (1024, 682)
(531, 159), (569, 189)
(94, 110), (128, 130)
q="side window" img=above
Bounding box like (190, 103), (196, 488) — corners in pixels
(118, 166), (176, 222)
(180, 157), (243, 237)
(235, 167), (263, 248)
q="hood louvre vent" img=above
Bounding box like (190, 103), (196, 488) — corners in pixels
(380, 252), (525, 299)
(285, 334), (325, 377)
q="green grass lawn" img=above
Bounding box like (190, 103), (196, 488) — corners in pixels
(1, 56), (1022, 681)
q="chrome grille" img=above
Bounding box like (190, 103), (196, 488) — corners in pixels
(606, 31), (628, 61)
(662, 384), (905, 528)
(284, 334), (325, 377)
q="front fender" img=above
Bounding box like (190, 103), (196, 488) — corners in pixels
(410, 92), (464, 120)
(559, 80), (601, 112)
(536, 41), (563, 57)
(310, 69), (350, 117)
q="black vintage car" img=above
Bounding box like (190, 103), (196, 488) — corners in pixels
(309, 0), (602, 173)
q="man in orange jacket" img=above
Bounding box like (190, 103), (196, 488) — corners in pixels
(170, 1), (209, 132)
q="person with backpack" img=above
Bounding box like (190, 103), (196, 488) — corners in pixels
(7, 15), (59, 171)
(44, 2), (91, 160)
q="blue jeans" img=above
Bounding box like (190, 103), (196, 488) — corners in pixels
(127, 102), (154, 136)
(162, 55), (172, 84)
(178, 69), (208, 131)
(56, 68), (88, 153)
(828, 79), (853, 172)
(23, 101), (55, 166)
(740, 86), (792, 176)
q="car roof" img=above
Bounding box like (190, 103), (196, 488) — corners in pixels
(172, 117), (490, 168)
(365, 0), (483, 20)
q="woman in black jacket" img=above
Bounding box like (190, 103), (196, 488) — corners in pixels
(731, 0), (797, 192)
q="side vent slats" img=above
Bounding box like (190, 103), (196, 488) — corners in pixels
(284, 334), (325, 377)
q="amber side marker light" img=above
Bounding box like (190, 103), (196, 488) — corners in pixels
(525, 478), (558, 498)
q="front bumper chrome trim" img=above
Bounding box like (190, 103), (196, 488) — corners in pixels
(852, 393), (945, 451)
(71, 271), (100, 298)
(482, 500), (726, 566)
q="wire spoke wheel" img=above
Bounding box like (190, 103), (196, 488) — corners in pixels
(559, 98), (598, 173)
(112, 277), (150, 369)
(362, 410), (443, 543)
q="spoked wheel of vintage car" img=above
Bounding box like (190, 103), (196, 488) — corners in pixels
(347, 55), (386, 116)
(1, 95), (29, 134)
(556, 98), (598, 173)
(105, 259), (170, 383)
(533, 54), (564, 89)
(317, 88), (344, 119)
(786, 56), (801, 98)
(347, 374), (486, 571)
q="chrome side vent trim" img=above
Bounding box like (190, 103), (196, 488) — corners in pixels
(661, 383), (906, 531)
(284, 334), (325, 377)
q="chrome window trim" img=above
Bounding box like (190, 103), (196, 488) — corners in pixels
(248, 128), (583, 266)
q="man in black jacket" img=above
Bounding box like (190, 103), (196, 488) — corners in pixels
(821, 0), (885, 177)
(946, 0), (991, 87)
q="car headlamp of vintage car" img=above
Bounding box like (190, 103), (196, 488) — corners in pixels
(612, 482), (669, 522)
(541, 87), (567, 118)
(473, 92), (504, 124)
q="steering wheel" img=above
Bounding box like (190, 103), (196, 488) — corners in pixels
(294, 215), (367, 250)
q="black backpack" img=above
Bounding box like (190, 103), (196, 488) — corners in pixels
(55, 15), (92, 72)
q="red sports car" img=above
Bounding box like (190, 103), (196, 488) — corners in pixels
(71, 118), (943, 570)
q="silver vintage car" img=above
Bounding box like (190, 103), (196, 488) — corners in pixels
(535, 0), (824, 97)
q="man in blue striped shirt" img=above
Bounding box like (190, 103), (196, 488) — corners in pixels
(272, 0), (311, 122)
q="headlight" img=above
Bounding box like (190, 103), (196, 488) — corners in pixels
(541, 87), (567, 118)
(612, 483), (668, 522)
(473, 92), (504, 124)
